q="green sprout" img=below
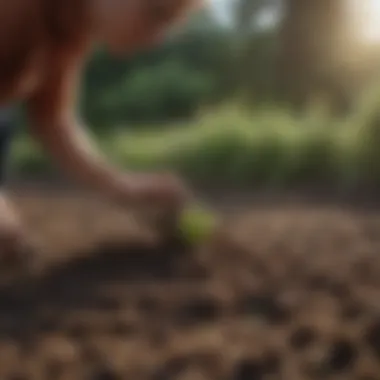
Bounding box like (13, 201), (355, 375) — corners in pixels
(178, 204), (219, 243)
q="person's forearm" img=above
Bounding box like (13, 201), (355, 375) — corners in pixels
(32, 119), (125, 198)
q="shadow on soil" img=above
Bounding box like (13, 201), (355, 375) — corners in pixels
(0, 238), (209, 339)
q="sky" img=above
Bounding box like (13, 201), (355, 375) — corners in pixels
(210, 0), (231, 23)
(209, 0), (281, 29)
(209, 0), (380, 46)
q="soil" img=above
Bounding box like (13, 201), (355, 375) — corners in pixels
(0, 187), (380, 379)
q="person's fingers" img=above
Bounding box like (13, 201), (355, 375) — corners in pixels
(114, 172), (193, 220)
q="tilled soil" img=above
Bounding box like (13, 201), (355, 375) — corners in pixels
(0, 190), (380, 379)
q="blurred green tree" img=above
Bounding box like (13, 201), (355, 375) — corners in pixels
(80, 7), (234, 129)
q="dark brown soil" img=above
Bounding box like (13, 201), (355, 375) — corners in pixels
(0, 189), (380, 379)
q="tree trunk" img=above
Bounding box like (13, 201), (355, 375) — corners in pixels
(276, 0), (349, 113)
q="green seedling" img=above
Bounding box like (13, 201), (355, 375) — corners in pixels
(178, 204), (219, 244)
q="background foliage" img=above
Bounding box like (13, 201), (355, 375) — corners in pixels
(11, 0), (380, 192)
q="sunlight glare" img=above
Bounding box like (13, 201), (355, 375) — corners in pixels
(350, 0), (380, 44)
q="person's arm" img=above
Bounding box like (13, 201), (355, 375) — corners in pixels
(26, 44), (127, 200)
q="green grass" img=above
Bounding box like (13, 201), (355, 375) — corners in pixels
(10, 92), (380, 191)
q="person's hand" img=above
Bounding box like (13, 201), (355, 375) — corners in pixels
(112, 172), (192, 236)
(114, 171), (192, 213)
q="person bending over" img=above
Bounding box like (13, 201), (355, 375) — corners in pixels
(0, 0), (202, 259)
